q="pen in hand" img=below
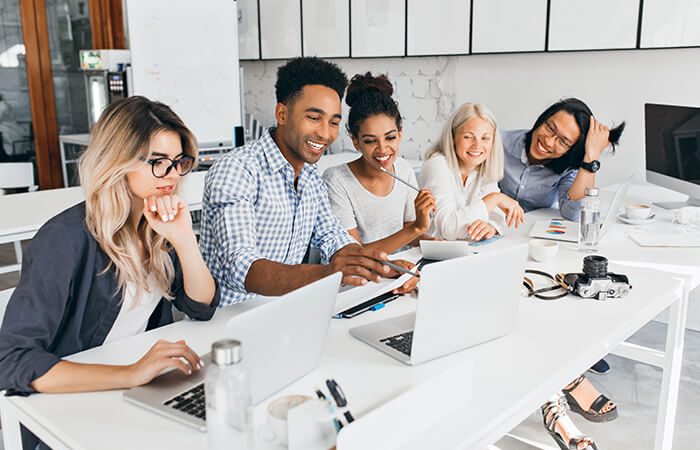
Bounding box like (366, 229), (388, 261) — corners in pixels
(371, 258), (420, 278)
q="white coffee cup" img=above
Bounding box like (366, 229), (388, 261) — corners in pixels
(528, 239), (559, 262)
(287, 399), (338, 450)
(258, 394), (312, 446)
(625, 203), (652, 220)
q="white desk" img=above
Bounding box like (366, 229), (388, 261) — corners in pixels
(0, 244), (689, 450)
(0, 171), (206, 273)
(0, 182), (695, 450)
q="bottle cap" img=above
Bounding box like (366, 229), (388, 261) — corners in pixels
(585, 187), (600, 197)
(211, 339), (243, 366)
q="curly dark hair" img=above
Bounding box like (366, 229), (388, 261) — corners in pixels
(274, 57), (348, 105)
(525, 98), (626, 174)
(345, 72), (402, 138)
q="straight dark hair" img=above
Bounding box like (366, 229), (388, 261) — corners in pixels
(525, 98), (625, 174)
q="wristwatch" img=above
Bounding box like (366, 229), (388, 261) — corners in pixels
(580, 160), (601, 173)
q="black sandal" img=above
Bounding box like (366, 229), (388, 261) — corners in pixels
(542, 393), (599, 450)
(563, 375), (618, 423)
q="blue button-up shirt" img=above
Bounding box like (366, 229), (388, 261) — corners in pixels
(498, 129), (581, 221)
(200, 128), (355, 306)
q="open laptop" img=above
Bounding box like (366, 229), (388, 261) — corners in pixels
(528, 177), (632, 243)
(123, 272), (342, 431)
(350, 244), (527, 365)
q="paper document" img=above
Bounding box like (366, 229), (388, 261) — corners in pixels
(334, 273), (414, 315)
(629, 231), (700, 247)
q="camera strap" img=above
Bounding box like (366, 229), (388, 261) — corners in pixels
(523, 269), (570, 300)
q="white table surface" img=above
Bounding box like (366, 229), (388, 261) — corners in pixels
(1, 182), (696, 450)
(0, 171), (206, 245)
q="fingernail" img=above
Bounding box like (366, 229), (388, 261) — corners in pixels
(150, 205), (157, 212)
(188, 369), (192, 375)
(199, 360), (205, 368)
(161, 215), (168, 221)
(383, 265), (390, 273)
(169, 214), (175, 220)
(360, 279), (367, 285)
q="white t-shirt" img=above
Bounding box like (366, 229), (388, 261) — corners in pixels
(104, 276), (165, 344)
(323, 157), (417, 245)
(420, 154), (504, 240)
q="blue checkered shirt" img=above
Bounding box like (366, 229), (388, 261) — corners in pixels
(200, 128), (355, 306)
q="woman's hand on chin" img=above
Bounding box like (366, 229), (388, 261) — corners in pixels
(143, 194), (194, 246)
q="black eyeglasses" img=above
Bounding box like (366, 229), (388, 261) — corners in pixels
(143, 155), (196, 178)
(542, 120), (573, 152)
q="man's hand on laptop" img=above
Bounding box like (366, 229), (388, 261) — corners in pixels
(329, 244), (391, 286)
(126, 339), (203, 387)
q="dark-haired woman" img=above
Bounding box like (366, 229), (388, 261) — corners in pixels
(323, 72), (436, 255)
(499, 98), (625, 221)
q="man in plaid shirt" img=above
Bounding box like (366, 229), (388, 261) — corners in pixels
(201, 57), (413, 306)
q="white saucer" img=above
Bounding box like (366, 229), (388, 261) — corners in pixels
(617, 212), (656, 225)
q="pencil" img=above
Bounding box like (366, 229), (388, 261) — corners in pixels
(379, 166), (421, 193)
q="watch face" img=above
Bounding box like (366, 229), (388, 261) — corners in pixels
(583, 160), (600, 172)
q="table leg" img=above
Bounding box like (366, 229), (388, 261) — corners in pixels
(654, 282), (690, 450)
(1, 401), (23, 450)
(13, 240), (22, 265)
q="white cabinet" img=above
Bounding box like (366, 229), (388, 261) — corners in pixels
(549, 0), (639, 51)
(237, 0), (260, 60)
(406, 0), (470, 56)
(641, 0), (700, 48)
(471, 0), (547, 53)
(302, 0), (350, 58)
(350, 0), (405, 57)
(259, 0), (302, 59)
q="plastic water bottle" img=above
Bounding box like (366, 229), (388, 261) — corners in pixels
(579, 187), (601, 252)
(206, 339), (253, 449)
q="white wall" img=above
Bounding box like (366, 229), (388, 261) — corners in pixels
(241, 47), (700, 186)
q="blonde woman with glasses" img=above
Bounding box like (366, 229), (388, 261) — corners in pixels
(421, 102), (524, 241)
(0, 96), (219, 418)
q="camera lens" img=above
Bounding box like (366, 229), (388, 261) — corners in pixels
(582, 255), (608, 278)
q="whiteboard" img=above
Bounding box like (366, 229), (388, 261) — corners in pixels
(351, 0), (405, 57)
(302, 0), (350, 58)
(260, 0), (302, 59)
(407, 0), (469, 56)
(125, 0), (241, 145)
(238, 0), (260, 60)
(471, 0), (547, 53)
(641, 0), (700, 48)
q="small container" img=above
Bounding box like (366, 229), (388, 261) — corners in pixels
(579, 187), (602, 252)
(206, 339), (253, 450)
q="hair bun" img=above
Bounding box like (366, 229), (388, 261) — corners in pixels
(346, 72), (394, 107)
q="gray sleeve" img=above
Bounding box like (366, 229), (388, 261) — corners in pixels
(0, 221), (80, 396)
(322, 168), (358, 231)
(557, 169), (581, 221)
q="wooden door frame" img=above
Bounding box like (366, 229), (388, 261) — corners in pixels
(19, 0), (125, 190)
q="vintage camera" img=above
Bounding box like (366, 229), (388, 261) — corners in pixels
(561, 255), (632, 300)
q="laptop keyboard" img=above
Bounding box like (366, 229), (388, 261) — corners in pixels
(380, 331), (414, 356)
(163, 383), (206, 421)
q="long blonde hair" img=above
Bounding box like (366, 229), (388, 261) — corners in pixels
(425, 102), (504, 184)
(79, 96), (198, 303)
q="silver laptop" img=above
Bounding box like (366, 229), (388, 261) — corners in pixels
(123, 272), (342, 431)
(528, 176), (632, 243)
(350, 244), (527, 365)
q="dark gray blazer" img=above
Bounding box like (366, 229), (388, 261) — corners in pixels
(0, 202), (220, 396)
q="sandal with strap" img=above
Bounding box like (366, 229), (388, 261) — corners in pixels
(563, 374), (618, 423)
(542, 393), (600, 450)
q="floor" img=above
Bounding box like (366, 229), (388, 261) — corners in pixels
(1, 243), (699, 449)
